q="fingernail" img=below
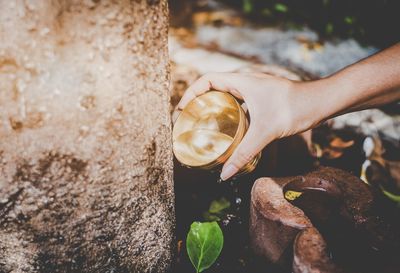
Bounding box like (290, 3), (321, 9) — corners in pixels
(220, 164), (238, 181)
(172, 109), (181, 124)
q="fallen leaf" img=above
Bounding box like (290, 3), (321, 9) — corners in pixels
(323, 148), (344, 159)
(209, 197), (231, 214)
(187, 222), (223, 273)
(177, 240), (183, 255)
(381, 186), (400, 203)
(329, 138), (355, 149)
(284, 190), (303, 201)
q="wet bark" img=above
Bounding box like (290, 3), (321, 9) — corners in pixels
(0, 0), (174, 272)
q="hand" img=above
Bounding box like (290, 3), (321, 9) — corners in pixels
(177, 45), (400, 180)
(177, 72), (323, 180)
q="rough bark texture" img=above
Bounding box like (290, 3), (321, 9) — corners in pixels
(0, 1), (174, 272)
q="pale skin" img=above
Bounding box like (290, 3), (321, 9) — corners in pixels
(177, 43), (400, 181)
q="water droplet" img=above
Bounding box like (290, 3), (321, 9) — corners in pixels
(235, 197), (242, 205)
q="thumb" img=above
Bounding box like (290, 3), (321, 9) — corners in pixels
(220, 124), (272, 181)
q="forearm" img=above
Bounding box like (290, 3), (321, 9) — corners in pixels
(307, 43), (400, 125)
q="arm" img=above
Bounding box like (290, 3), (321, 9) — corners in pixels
(177, 43), (400, 180)
(302, 43), (400, 120)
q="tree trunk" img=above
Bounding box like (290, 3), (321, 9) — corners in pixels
(0, 0), (174, 272)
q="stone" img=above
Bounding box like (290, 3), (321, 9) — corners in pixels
(0, 0), (174, 272)
(250, 166), (400, 273)
(195, 25), (376, 78)
(293, 227), (342, 273)
(250, 176), (312, 265)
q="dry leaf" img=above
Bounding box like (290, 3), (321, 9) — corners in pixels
(323, 148), (344, 159)
(177, 240), (183, 255)
(311, 143), (323, 158)
(329, 138), (355, 149)
(192, 11), (243, 27)
(284, 190), (303, 201)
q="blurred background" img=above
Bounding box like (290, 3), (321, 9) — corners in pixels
(168, 0), (399, 150)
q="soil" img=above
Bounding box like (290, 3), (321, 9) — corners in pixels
(173, 133), (314, 273)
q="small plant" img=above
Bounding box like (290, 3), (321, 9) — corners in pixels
(186, 221), (224, 273)
(226, 0), (399, 47)
(203, 197), (231, 221)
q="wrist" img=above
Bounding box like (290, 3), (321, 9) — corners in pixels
(290, 78), (342, 131)
(282, 80), (319, 135)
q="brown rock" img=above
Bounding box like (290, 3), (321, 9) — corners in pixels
(0, 1), (174, 272)
(249, 177), (312, 264)
(250, 166), (400, 273)
(293, 228), (342, 273)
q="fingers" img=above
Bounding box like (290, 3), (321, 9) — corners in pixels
(177, 75), (211, 109)
(171, 108), (181, 124)
(220, 124), (273, 181)
(177, 73), (243, 110)
(177, 72), (272, 180)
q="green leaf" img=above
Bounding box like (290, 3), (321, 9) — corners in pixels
(243, 0), (252, 14)
(202, 197), (231, 221)
(209, 197), (231, 214)
(381, 186), (400, 203)
(323, 0), (330, 6)
(261, 8), (272, 17)
(274, 3), (288, 13)
(186, 222), (224, 273)
(203, 211), (221, 222)
(344, 16), (355, 25)
(325, 23), (334, 34)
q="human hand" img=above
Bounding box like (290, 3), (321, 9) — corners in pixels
(177, 72), (324, 181)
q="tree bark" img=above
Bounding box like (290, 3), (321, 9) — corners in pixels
(0, 0), (174, 272)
